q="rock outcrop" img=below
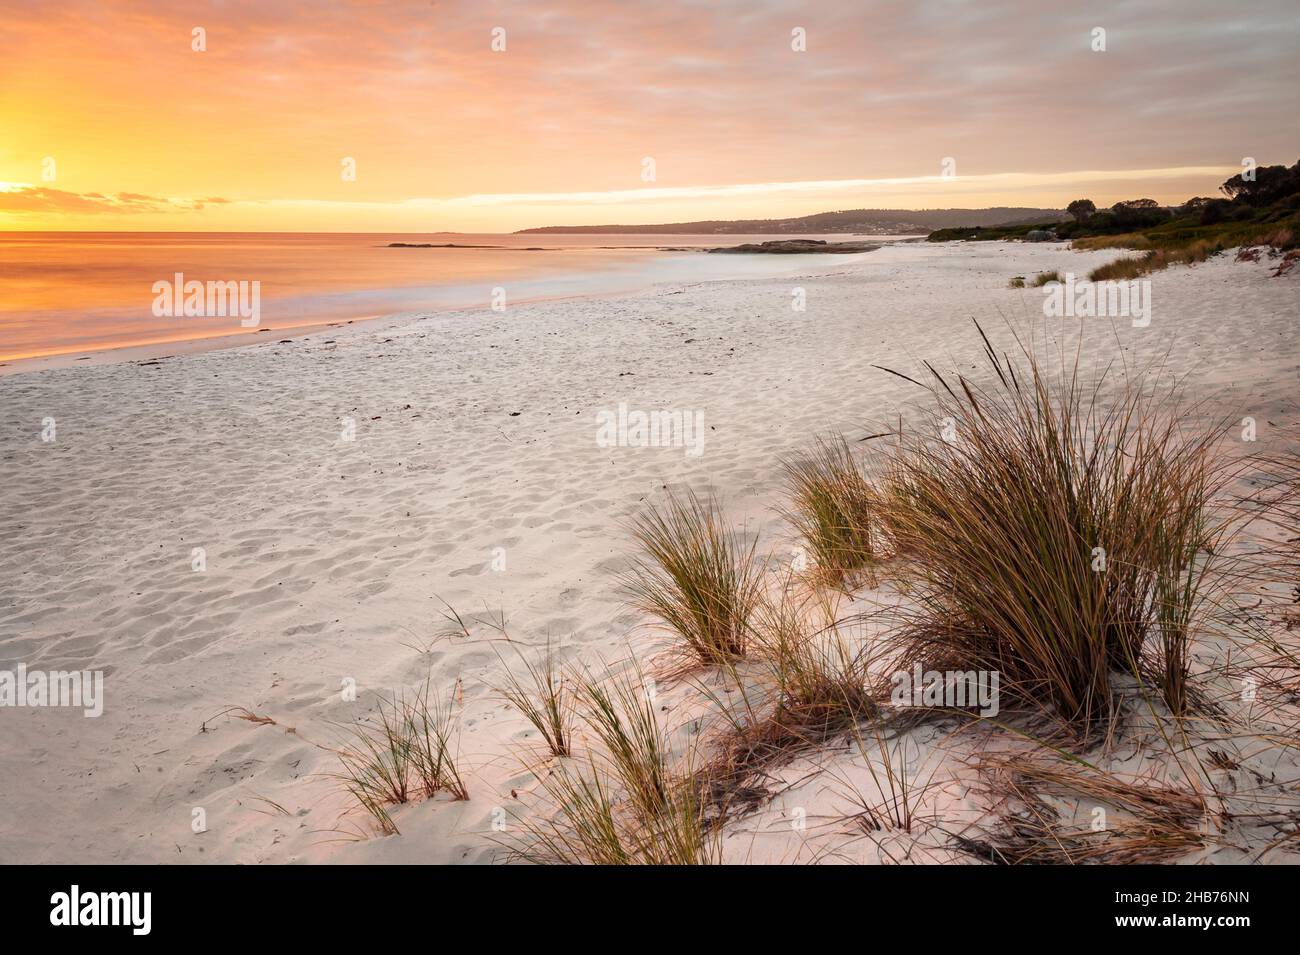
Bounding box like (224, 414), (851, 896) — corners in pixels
(707, 239), (880, 254)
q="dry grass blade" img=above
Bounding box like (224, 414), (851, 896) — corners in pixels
(693, 586), (880, 819)
(957, 751), (1208, 864)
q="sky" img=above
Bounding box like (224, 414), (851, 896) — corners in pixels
(1, 0), (1296, 232)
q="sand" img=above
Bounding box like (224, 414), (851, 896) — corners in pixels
(1, 239), (1296, 863)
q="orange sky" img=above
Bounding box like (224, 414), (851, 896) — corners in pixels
(1, 0), (1296, 232)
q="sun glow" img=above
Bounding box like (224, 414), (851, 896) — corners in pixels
(1, 2), (1292, 232)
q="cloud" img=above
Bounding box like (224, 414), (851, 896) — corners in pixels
(0, 186), (229, 215)
(1, 1), (1293, 228)
(0, 164), (1243, 232)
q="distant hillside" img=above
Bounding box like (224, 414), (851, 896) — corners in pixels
(516, 208), (1066, 235)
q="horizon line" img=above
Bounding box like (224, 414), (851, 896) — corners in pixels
(0, 164), (1246, 233)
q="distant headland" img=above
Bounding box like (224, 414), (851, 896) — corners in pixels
(515, 207), (1066, 235)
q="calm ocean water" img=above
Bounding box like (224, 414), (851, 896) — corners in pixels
(0, 231), (876, 365)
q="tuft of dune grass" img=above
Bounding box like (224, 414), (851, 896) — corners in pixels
(335, 682), (468, 835)
(1030, 270), (1061, 287)
(576, 669), (673, 821)
(623, 487), (761, 666)
(690, 584), (882, 820)
(506, 666), (720, 864)
(781, 435), (880, 588)
(872, 321), (1239, 734)
(497, 640), (573, 758)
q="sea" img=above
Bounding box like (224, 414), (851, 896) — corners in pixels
(0, 231), (891, 367)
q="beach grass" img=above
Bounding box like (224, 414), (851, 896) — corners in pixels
(750, 586), (878, 732)
(508, 666), (719, 864)
(833, 722), (938, 840)
(335, 683), (468, 835)
(1071, 232), (1154, 252)
(498, 640), (573, 758)
(576, 668), (673, 820)
(623, 487), (761, 665)
(873, 322), (1235, 732)
(690, 586), (880, 820)
(781, 434), (880, 587)
(1088, 241), (1216, 281)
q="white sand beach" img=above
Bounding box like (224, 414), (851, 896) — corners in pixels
(2, 240), (1297, 864)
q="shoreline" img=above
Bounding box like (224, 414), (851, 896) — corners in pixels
(0, 236), (921, 377)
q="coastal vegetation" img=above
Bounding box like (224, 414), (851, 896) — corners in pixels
(622, 488), (761, 667)
(870, 328), (1237, 730)
(927, 160), (1300, 260)
(780, 435), (880, 588)
(488, 321), (1293, 865)
(334, 683), (469, 836)
(217, 171), (1298, 865)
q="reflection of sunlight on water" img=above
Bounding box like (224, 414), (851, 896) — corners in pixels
(0, 232), (890, 363)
